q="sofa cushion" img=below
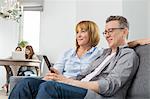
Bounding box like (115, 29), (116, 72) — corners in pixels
(126, 44), (150, 99)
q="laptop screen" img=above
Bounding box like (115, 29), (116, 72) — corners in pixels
(12, 51), (25, 60)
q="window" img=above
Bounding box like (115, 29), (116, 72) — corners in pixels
(23, 11), (40, 53)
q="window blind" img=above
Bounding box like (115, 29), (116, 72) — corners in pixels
(20, 0), (44, 11)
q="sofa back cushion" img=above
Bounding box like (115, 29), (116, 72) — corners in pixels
(126, 44), (150, 99)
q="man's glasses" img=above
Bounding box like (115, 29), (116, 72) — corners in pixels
(103, 28), (124, 36)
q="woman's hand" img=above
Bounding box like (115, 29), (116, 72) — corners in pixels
(50, 67), (60, 74)
(42, 67), (68, 83)
(45, 73), (67, 82)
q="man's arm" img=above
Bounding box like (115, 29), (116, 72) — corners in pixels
(43, 68), (100, 93)
(44, 49), (139, 96)
(128, 38), (150, 47)
(67, 49), (138, 96)
(96, 49), (139, 96)
(65, 79), (100, 93)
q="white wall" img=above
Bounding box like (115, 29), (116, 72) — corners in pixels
(40, 0), (76, 63)
(40, 0), (122, 64)
(76, 0), (122, 48)
(0, 19), (18, 89)
(122, 0), (150, 40)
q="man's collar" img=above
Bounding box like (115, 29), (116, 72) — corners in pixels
(118, 44), (128, 49)
(106, 44), (129, 55)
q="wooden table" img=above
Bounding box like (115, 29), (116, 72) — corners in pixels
(0, 59), (41, 94)
(0, 59), (41, 76)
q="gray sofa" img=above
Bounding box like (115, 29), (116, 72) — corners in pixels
(9, 44), (150, 99)
(126, 44), (150, 99)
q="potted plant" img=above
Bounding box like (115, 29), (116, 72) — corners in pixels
(18, 40), (28, 48)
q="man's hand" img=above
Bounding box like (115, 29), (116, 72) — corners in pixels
(128, 38), (150, 47)
(136, 38), (150, 45)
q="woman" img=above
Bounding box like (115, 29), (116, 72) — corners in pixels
(2, 46), (22, 92)
(54, 20), (103, 78)
(17, 45), (38, 76)
(2, 45), (38, 92)
(15, 46), (22, 51)
(3, 21), (102, 92)
(11, 46), (23, 76)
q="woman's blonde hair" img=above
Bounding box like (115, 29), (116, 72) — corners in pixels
(75, 20), (100, 49)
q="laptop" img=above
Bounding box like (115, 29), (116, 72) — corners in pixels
(12, 51), (25, 60)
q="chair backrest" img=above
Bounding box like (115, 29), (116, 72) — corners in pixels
(126, 44), (150, 99)
(37, 55), (53, 74)
(37, 55), (45, 73)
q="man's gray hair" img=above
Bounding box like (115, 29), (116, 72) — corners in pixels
(106, 16), (129, 29)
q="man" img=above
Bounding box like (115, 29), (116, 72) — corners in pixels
(9, 16), (139, 99)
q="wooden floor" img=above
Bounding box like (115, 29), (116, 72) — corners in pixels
(0, 95), (7, 99)
(0, 90), (8, 99)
